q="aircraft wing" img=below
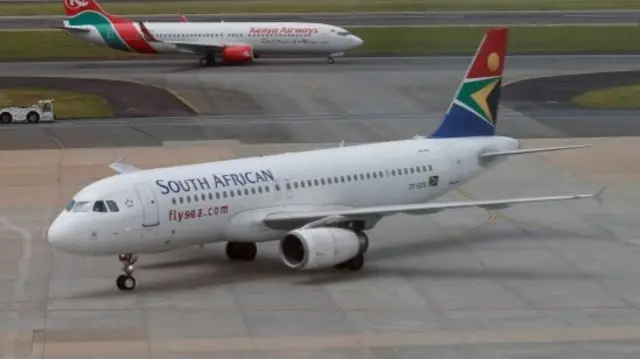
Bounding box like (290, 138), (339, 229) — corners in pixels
(109, 160), (141, 174)
(137, 21), (228, 53)
(263, 187), (605, 230)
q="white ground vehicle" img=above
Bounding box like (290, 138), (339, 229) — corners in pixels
(0, 99), (56, 124)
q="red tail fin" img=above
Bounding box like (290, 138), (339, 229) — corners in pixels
(63, 0), (130, 23)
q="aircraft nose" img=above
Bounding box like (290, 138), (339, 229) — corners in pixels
(352, 35), (363, 47)
(47, 215), (73, 251)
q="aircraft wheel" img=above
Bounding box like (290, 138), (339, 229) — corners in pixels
(226, 242), (257, 261)
(116, 274), (136, 291)
(347, 254), (365, 271)
(327, 56), (335, 64)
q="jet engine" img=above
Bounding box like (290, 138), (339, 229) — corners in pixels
(279, 227), (369, 270)
(221, 46), (254, 63)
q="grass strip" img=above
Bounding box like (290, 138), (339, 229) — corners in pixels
(0, 87), (113, 119)
(1, 26), (640, 61)
(0, 0), (639, 16)
(572, 85), (640, 109)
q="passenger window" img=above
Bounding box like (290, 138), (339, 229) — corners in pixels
(223, 191), (228, 198)
(216, 192), (221, 199)
(429, 165), (433, 171)
(172, 198), (176, 205)
(106, 200), (119, 212)
(244, 188), (249, 195)
(372, 172), (377, 179)
(179, 197), (184, 204)
(208, 193), (213, 200)
(327, 178), (332, 184)
(265, 186), (270, 193)
(410, 167), (415, 174)
(93, 201), (108, 213)
(201, 194), (206, 201)
(422, 165), (427, 172)
(340, 176), (345, 182)
(307, 180), (312, 187)
(236, 189), (241, 196)
(230, 191), (235, 198)
(314, 179), (319, 186)
(251, 187), (256, 194)
(194, 195), (199, 202)
(258, 187), (263, 194)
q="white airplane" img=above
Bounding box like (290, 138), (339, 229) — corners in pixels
(47, 27), (604, 292)
(55, 0), (364, 66)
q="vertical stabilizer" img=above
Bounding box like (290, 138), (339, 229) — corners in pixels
(429, 27), (508, 138)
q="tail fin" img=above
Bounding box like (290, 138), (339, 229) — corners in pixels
(429, 27), (508, 138)
(63, 0), (130, 24)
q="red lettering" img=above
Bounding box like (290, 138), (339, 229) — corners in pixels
(197, 209), (203, 218)
(220, 205), (229, 214)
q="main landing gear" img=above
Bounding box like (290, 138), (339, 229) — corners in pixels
(225, 242), (257, 261)
(116, 253), (137, 291)
(199, 54), (216, 67)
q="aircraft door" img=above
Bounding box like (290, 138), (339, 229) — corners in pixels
(443, 145), (462, 185)
(134, 183), (160, 227)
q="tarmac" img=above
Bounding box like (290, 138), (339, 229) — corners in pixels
(1, 54), (640, 358)
(1, 137), (639, 359)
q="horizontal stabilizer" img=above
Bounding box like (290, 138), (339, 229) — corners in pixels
(50, 25), (90, 33)
(109, 159), (140, 174)
(479, 144), (590, 158)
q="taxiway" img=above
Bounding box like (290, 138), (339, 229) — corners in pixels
(0, 55), (638, 149)
(0, 53), (639, 359)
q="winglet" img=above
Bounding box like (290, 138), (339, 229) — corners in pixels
(593, 186), (606, 206)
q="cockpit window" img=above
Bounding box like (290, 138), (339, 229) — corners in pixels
(92, 201), (108, 213)
(106, 200), (119, 212)
(337, 31), (352, 36)
(65, 200), (76, 211)
(71, 201), (92, 212)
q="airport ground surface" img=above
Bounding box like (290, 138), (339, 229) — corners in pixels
(3, 9), (640, 29)
(2, 53), (640, 358)
(0, 54), (638, 150)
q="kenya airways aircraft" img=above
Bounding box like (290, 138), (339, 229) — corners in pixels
(55, 0), (364, 66)
(47, 28), (604, 291)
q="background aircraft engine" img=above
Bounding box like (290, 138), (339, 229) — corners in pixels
(279, 227), (369, 270)
(221, 46), (254, 63)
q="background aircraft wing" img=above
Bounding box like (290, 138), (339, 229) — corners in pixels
(109, 160), (140, 174)
(137, 21), (229, 53)
(263, 188), (605, 230)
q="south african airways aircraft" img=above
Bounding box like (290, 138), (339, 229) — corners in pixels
(47, 28), (604, 291)
(55, 0), (363, 66)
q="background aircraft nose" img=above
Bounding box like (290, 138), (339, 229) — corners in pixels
(353, 35), (364, 47)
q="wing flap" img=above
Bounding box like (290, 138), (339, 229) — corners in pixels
(263, 188), (605, 229)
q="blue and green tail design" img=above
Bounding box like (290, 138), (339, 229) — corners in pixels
(429, 27), (508, 138)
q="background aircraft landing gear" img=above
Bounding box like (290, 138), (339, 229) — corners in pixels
(116, 253), (137, 291)
(327, 56), (335, 64)
(199, 54), (216, 67)
(226, 242), (257, 261)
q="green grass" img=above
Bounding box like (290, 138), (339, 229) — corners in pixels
(0, 0), (638, 16)
(572, 85), (640, 109)
(2, 26), (638, 61)
(0, 88), (113, 119)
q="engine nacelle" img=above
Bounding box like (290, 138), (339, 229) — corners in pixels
(279, 227), (369, 270)
(221, 46), (254, 63)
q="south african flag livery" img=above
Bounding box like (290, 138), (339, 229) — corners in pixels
(430, 28), (508, 138)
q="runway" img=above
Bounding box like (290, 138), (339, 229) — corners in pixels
(0, 55), (638, 149)
(2, 9), (640, 30)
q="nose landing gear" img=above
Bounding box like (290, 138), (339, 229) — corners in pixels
(116, 253), (137, 291)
